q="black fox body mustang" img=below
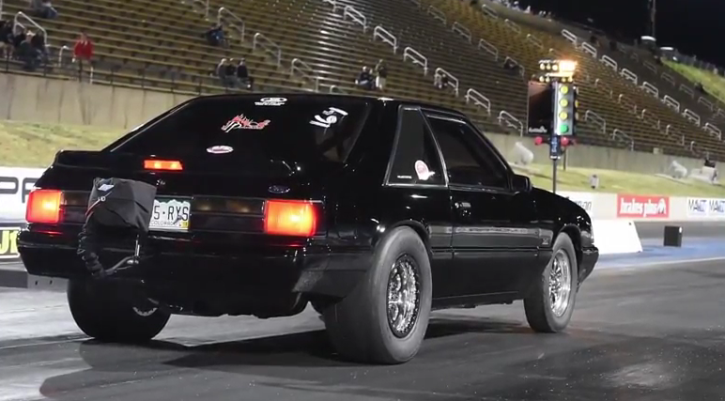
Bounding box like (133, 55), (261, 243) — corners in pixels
(18, 94), (598, 364)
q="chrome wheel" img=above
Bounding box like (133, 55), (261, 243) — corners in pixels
(387, 254), (421, 338)
(549, 249), (572, 317)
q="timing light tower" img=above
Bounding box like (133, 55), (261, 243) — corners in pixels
(527, 59), (579, 194)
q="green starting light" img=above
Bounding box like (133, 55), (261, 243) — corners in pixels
(559, 123), (570, 134)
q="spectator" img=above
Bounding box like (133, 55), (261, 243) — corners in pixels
(216, 58), (237, 88)
(236, 58), (254, 90)
(355, 66), (374, 90)
(0, 20), (12, 59)
(30, 0), (58, 19)
(204, 24), (227, 47)
(434, 72), (448, 90)
(16, 33), (38, 71)
(73, 31), (94, 80)
(374, 59), (387, 91)
(12, 25), (27, 49)
(503, 58), (520, 75)
(30, 31), (48, 67)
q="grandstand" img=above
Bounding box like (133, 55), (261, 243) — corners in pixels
(2, 0), (725, 163)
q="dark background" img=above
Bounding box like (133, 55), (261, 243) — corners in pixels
(518, 0), (721, 66)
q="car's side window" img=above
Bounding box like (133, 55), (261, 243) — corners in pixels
(426, 115), (509, 189)
(386, 107), (446, 186)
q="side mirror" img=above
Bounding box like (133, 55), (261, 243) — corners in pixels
(512, 174), (532, 193)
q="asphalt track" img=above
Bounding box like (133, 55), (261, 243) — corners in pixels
(1, 221), (724, 401)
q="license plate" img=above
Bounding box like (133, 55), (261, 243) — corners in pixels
(149, 198), (191, 232)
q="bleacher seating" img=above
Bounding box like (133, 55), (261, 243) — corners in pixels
(443, 0), (725, 160)
(1, 0), (504, 130)
(2, 0), (725, 161)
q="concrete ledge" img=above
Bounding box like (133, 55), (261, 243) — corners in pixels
(0, 263), (67, 291)
(0, 263), (29, 289)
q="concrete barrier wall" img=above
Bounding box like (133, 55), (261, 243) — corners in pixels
(0, 73), (721, 176)
(0, 74), (194, 131)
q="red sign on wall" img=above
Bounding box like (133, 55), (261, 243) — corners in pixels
(617, 194), (670, 218)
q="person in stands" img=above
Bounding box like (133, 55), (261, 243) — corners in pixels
(355, 66), (373, 90)
(374, 59), (387, 91)
(30, 0), (58, 19)
(236, 58), (254, 91)
(30, 31), (48, 67)
(204, 24), (227, 48)
(434, 71), (448, 90)
(0, 20), (12, 59)
(216, 58), (237, 89)
(73, 30), (94, 81)
(16, 32), (38, 71)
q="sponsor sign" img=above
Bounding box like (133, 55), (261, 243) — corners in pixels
(0, 167), (45, 223)
(686, 198), (725, 218)
(0, 225), (21, 260)
(558, 191), (594, 214)
(617, 194), (669, 219)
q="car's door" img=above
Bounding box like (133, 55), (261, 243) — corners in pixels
(424, 112), (540, 296)
(382, 106), (455, 300)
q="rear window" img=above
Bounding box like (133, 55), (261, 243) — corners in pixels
(109, 96), (372, 164)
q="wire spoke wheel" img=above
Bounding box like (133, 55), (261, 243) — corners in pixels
(386, 254), (421, 338)
(549, 249), (572, 317)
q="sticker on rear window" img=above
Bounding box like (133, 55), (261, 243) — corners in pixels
(415, 160), (434, 180)
(255, 97), (287, 106)
(221, 114), (271, 132)
(310, 107), (348, 128)
(206, 145), (234, 154)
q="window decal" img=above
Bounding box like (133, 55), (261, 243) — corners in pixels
(206, 145), (234, 154)
(310, 107), (349, 128)
(415, 160), (435, 181)
(221, 114), (271, 132)
(255, 97), (287, 106)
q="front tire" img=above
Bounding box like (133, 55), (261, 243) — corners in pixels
(67, 279), (170, 343)
(323, 226), (432, 364)
(524, 232), (578, 333)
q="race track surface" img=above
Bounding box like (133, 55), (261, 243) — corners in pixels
(2, 259), (725, 401)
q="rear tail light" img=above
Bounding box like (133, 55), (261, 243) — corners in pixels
(26, 189), (63, 224)
(144, 159), (183, 171)
(264, 200), (317, 237)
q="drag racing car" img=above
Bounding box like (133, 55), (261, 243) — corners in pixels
(18, 94), (598, 364)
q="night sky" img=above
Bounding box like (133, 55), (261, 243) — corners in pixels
(519, 0), (723, 66)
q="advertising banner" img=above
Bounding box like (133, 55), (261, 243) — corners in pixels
(0, 224), (22, 260)
(686, 198), (725, 218)
(617, 194), (669, 219)
(0, 167), (44, 223)
(557, 191), (594, 215)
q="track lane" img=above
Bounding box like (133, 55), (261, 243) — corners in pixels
(2, 260), (725, 401)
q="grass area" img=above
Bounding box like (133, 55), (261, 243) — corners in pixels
(514, 163), (725, 197)
(664, 60), (725, 105)
(0, 120), (126, 167)
(1, 119), (724, 197)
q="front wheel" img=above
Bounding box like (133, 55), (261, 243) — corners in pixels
(524, 233), (578, 333)
(67, 279), (170, 343)
(323, 226), (432, 364)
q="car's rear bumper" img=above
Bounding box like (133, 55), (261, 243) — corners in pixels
(18, 230), (372, 301)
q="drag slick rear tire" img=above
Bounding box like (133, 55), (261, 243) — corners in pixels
(323, 226), (432, 364)
(524, 232), (578, 333)
(67, 279), (170, 343)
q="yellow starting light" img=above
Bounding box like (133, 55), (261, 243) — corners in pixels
(552, 64), (559, 71)
(560, 85), (570, 94)
(540, 63), (546, 70)
(560, 99), (569, 107)
(559, 112), (569, 120)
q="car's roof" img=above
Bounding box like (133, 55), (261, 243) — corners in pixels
(192, 92), (466, 118)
